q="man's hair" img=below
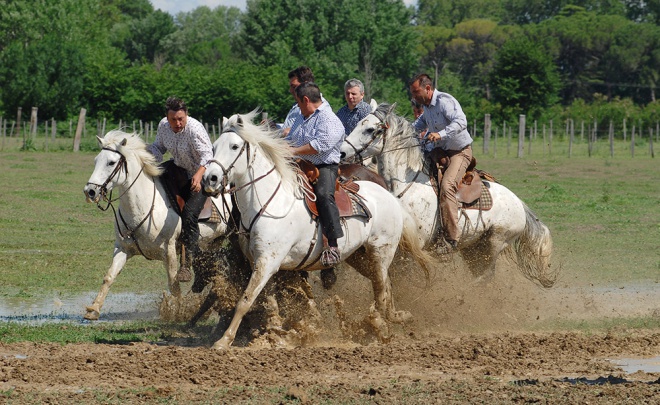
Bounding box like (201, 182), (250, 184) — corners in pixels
(410, 73), (433, 88)
(288, 66), (315, 83)
(344, 78), (364, 93)
(165, 96), (187, 114)
(295, 82), (322, 103)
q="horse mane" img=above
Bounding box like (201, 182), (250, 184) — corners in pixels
(374, 103), (425, 173)
(101, 130), (163, 177)
(223, 110), (299, 190)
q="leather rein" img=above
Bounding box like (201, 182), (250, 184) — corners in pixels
(86, 147), (156, 259)
(206, 131), (280, 234)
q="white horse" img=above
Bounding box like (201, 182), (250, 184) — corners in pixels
(202, 111), (432, 349)
(83, 130), (231, 320)
(341, 103), (557, 288)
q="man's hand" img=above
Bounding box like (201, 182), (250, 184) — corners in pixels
(427, 132), (441, 142)
(191, 167), (206, 193)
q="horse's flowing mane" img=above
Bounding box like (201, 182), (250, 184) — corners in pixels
(222, 110), (299, 190)
(101, 130), (163, 177)
(374, 103), (425, 173)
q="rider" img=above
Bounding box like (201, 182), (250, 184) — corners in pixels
(336, 78), (371, 135)
(147, 96), (213, 282)
(286, 82), (345, 268)
(410, 73), (473, 254)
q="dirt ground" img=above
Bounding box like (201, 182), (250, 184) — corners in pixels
(1, 259), (659, 404)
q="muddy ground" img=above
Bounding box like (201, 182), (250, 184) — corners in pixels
(1, 258), (659, 403)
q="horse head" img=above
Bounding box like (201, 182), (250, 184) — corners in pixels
(84, 131), (160, 204)
(341, 102), (396, 164)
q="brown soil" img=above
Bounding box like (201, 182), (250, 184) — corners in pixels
(1, 260), (659, 404)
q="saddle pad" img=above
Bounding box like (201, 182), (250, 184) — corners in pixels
(462, 182), (493, 211)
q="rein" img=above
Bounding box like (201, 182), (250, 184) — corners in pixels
(87, 146), (156, 259)
(208, 131), (281, 234)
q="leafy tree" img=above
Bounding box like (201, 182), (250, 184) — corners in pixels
(236, 0), (418, 105)
(111, 9), (176, 63)
(416, 0), (504, 27)
(159, 6), (242, 66)
(490, 36), (560, 119)
(500, 0), (626, 25)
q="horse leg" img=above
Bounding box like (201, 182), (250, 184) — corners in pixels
(461, 230), (507, 283)
(345, 246), (411, 324)
(164, 242), (181, 297)
(84, 246), (129, 320)
(212, 256), (280, 350)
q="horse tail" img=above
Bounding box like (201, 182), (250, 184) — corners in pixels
(398, 210), (435, 283)
(505, 203), (558, 288)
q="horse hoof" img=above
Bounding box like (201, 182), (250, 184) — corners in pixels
(84, 308), (100, 321)
(212, 340), (230, 351)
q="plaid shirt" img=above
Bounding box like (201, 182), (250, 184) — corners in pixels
(147, 116), (213, 178)
(336, 101), (371, 135)
(413, 89), (472, 151)
(283, 96), (331, 129)
(286, 107), (344, 165)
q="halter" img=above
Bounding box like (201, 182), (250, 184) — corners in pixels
(86, 145), (155, 259)
(207, 130), (280, 234)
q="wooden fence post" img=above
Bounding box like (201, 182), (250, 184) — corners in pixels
(623, 118), (627, 142)
(73, 108), (86, 152)
(483, 114), (491, 155)
(15, 107), (22, 139)
(609, 120), (614, 157)
(51, 118), (56, 142)
(517, 115), (525, 158)
(649, 128), (655, 158)
(631, 124), (636, 157)
(549, 119), (553, 156)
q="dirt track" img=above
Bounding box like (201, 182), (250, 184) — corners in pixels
(1, 261), (659, 403)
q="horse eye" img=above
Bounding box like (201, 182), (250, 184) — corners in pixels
(231, 144), (240, 151)
(107, 160), (116, 166)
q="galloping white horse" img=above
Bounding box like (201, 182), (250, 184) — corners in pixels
(83, 130), (231, 320)
(202, 111), (432, 349)
(341, 103), (556, 288)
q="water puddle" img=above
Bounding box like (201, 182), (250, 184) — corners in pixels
(609, 356), (660, 374)
(0, 292), (161, 324)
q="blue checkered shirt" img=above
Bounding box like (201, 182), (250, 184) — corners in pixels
(286, 107), (344, 165)
(336, 101), (371, 135)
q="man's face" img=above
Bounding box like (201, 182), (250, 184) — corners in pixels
(410, 80), (433, 107)
(289, 77), (301, 97)
(345, 86), (364, 110)
(166, 110), (187, 133)
(296, 95), (314, 118)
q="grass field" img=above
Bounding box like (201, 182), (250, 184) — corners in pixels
(1, 135), (658, 298)
(0, 135), (659, 344)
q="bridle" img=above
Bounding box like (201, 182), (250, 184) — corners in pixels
(343, 112), (389, 166)
(86, 146), (156, 259)
(206, 130), (280, 234)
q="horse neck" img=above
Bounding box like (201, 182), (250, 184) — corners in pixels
(232, 149), (294, 214)
(378, 138), (427, 191)
(116, 159), (159, 215)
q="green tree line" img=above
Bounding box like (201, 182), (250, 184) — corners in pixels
(0, 0), (658, 133)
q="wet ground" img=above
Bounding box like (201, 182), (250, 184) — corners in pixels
(0, 263), (658, 403)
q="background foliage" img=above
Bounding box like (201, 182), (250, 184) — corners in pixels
(0, 0), (659, 131)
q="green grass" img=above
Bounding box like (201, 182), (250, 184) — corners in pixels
(0, 320), (167, 344)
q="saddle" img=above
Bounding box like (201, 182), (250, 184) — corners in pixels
(296, 160), (370, 219)
(159, 161), (220, 222)
(429, 149), (496, 209)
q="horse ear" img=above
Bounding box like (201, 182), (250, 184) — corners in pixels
(387, 102), (397, 116)
(370, 98), (378, 112)
(96, 136), (103, 148)
(236, 116), (244, 127)
(120, 138), (127, 146)
(222, 116), (228, 128)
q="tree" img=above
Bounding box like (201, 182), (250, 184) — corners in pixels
(416, 0), (504, 27)
(490, 36), (560, 119)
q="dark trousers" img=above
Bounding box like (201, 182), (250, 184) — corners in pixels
(161, 161), (205, 253)
(314, 164), (344, 242)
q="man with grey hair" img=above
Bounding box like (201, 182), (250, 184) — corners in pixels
(336, 78), (371, 135)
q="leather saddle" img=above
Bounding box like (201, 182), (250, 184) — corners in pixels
(429, 149), (496, 205)
(296, 160), (368, 219)
(159, 161), (215, 221)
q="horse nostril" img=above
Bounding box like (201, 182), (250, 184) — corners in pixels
(340, 152), (346, 159)
(87, 190), (96, 198)
(210, 175), (218, 183)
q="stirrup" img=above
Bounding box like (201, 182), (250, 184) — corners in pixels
(321, 247), (341, 267)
